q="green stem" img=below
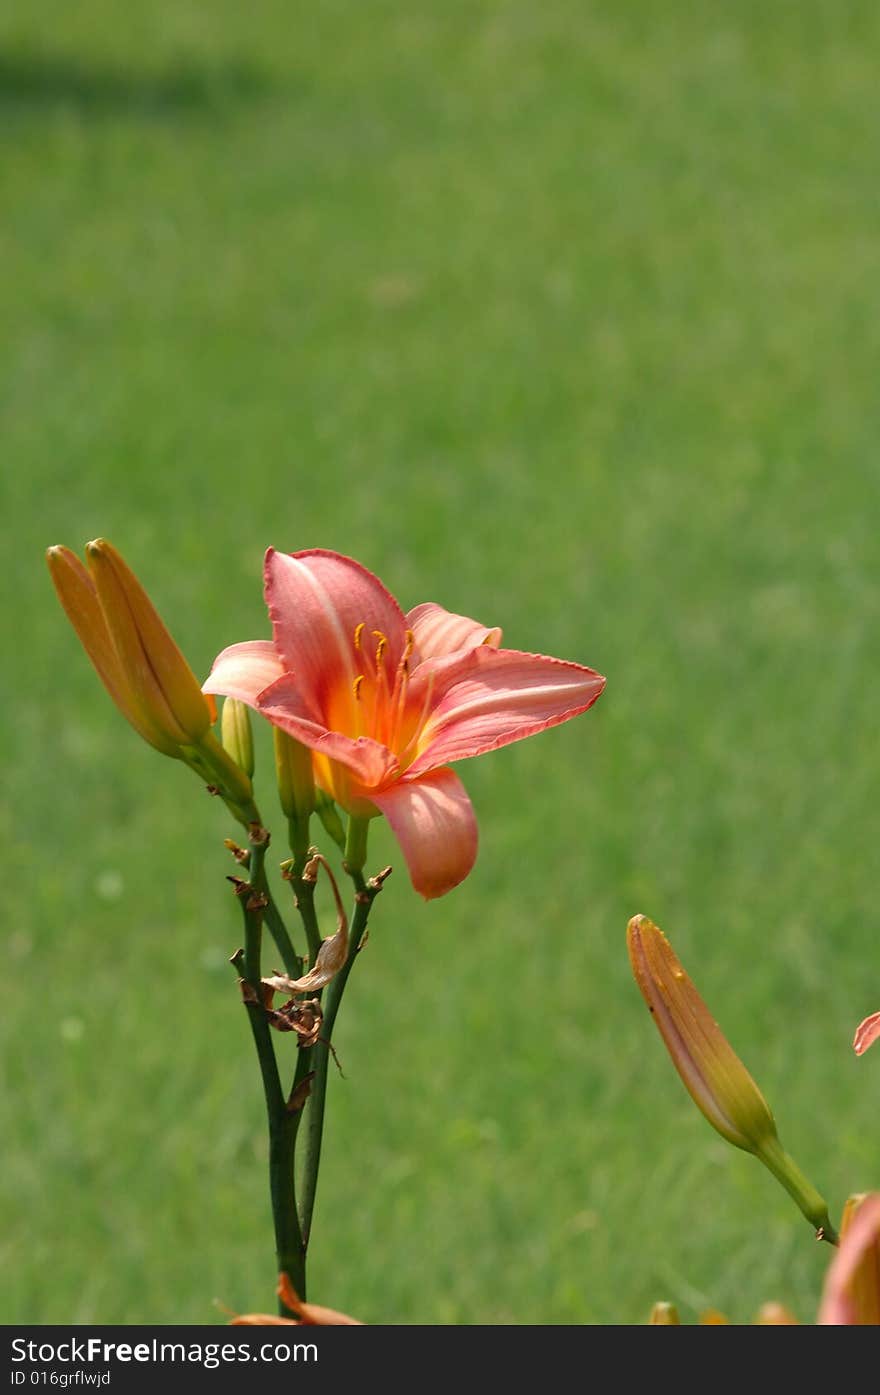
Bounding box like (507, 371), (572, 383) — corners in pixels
(184, 730), (261, 827)
(235, 840), (307, 1313)
(298, 866), (379, 1251)
(757, 1136), (839, 1245)
(286, 816), (322, 965)
(254, 868), (302, 979)
(293, 874), (323, 965)
(288, 815), (312, 877)
(184, 731), (302, 975)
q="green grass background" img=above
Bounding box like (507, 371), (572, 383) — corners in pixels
(2, 0), (879, 1324)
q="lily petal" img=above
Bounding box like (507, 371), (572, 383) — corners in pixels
(370, 768), (478, 899)
(854, 1011), (880, 1057)
(265, 549), (408, 710)
(203, 640), (287, 706)
(406, 602), (502, 661)
(257, 673), (398, 789)
(818, 1193), (880, 1324)
(406, 646), (605, 776)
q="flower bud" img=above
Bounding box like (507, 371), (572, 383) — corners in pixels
(82, 539), (215, 746)
(627, 914), (777, 1153)
(221, 698), (254, 777)
(273, 728), (314, 820)
(47, 545), (180, 755)
(649, 1302), (680, 1324)
(627, 914), (835, 1240)
(314, 787), (346, 851)
(755, 1302), (798, 1325)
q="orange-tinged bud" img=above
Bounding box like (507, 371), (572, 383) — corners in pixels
(699, 1309), (730, 1324)
(819, 1193), (880, 1324)
(47, 545), (180, 756)
(627, 914), (777, 1152)
(649, 1301), (681, 1324)
(84, 539), (215, 746)
(755, 1301), (798, 1324)
(627, 914), (836, 1241)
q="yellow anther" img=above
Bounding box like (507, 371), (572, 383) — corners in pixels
(403, 628), (415, 658)
(353, 674), (364, 701)
(353, 622), (365, 651)
(373, 632), (387, 666)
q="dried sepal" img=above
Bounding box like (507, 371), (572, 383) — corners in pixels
(287, 1071), (316, 1114)
(251, 981), (324, 1045)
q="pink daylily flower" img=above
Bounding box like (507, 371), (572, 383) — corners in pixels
(853, 1011), (880, 1057)
(204, 549), (605, 898)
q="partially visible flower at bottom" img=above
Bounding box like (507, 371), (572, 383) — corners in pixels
(818, 1193), (880, 1325)
(227, 1273), (363, 1325)
(648, 1193), (880, 1325)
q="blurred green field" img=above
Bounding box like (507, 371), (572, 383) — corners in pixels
(2, 0), (879, 1325)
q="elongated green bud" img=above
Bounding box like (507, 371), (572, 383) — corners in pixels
(273, 728), (314, 820)
(221, 698), (254, 777)
(649, 1302), (680, 1325)
(314, 787), (346, 851)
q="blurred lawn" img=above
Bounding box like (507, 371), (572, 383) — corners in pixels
(2, 1), (879, 1324)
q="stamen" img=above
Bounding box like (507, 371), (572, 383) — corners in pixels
(353, 622), (365, 652)
(388, 639), (413, 749)
(351, 673), (365, 738)
(396, 669), (436, 768)
(369, 633), (390, 740)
